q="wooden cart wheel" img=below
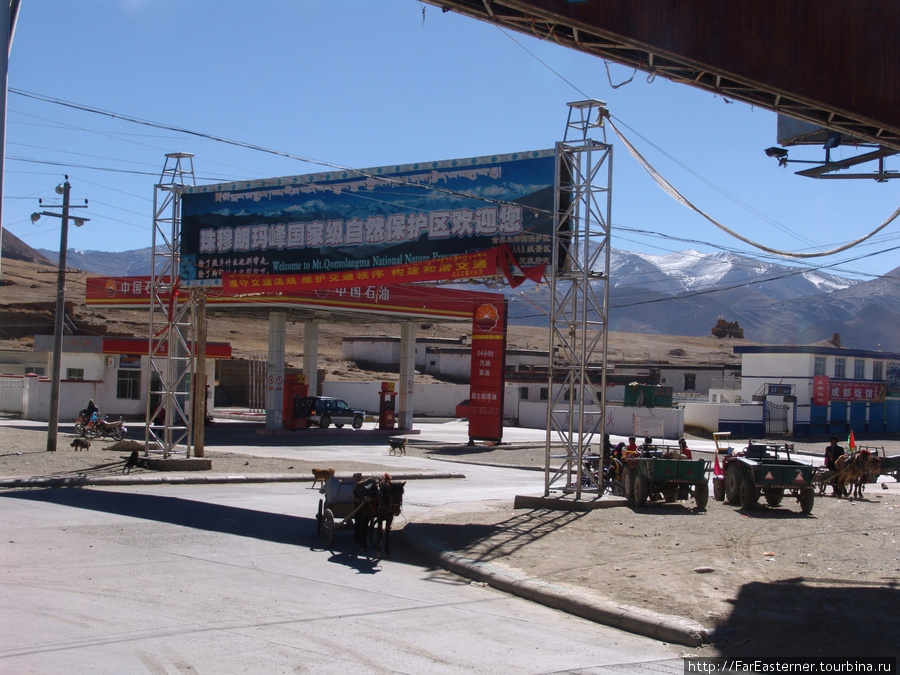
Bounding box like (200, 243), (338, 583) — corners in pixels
(694, 481), (709, 510)
(712, 476), (725, 502)
(321, 509), (336, 547)
(739, 475), (757, 509)
(633, 473), (649, 507)
(800, 489), (815, 515)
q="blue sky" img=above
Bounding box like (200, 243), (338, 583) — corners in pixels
(4, 0), (898, 280)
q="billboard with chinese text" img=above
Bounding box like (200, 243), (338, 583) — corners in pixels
(813, 375), (886, 405)
(179, 150), (556, 287)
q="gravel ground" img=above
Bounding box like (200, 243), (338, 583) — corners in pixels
(4, 421), (900, 659)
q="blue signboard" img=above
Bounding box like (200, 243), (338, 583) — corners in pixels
(179, 150), (557, 285)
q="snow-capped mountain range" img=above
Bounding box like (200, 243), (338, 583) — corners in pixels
(36, 244), (900, 352)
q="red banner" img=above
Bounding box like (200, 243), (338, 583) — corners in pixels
(813, 375), (830, 406)
(219, 245), (543, 296)
(467, 298), (508, 442)
(828, 379), (886, 402)
(813, 375), (886, 404)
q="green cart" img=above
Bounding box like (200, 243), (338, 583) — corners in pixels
(622, 451), (710, 509)
(877, 451), (900, 482)
(722, 441), (816, 514)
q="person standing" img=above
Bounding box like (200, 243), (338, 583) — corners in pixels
(824, 436), (844, 471)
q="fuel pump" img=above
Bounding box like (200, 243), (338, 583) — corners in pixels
(282, 373), (309, 430)
(378, 381), (397, 430)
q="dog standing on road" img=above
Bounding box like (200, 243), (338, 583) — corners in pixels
(387, 437), (407, 456)
(71, 438), (91, 451)
(311, 467), (335, 488)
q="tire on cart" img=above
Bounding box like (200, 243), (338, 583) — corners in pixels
(799, 489), (815, 515)
(694, 481), (709, 510)
(622, 466), (635, 505)
(633, 473), (649, 507)
(725, 463), (742, 504)
(321, 508), (336, 547)
(712, 476), (725, 502)
(739, 475), (758, 510)
(764, 488), (784, 507)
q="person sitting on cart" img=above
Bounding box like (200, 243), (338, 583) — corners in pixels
(623, 436), (639, 458)
(640, 436), (655, 457)
(678, 438), (693, 459)
(824, 436), (844, 471)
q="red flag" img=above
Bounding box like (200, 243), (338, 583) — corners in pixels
(713, 450), (724, 477)
(848, 430), (856, 450)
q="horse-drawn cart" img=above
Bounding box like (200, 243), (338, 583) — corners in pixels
(316, 475), (371, 548)
(622, 449), (710, 509)
(315, 474), (406, 555)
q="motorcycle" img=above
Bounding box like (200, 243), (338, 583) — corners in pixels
(84, 414), (128, 441)
(74, 412), (88, 437)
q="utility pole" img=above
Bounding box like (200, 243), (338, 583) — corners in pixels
(31, 178), (89, 452)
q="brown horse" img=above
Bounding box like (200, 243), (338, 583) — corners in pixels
(835, 450), (882, 499)
(353, 474), (405, 557)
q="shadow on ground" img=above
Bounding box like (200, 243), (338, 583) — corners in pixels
(711, 578), (900, 658)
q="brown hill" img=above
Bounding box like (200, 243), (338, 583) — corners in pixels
(0, 254), (743, 374)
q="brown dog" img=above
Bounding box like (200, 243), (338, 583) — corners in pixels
(71, 438), (91, 451)
(387, 437), (407, 456)
(311, 467), (335, 488)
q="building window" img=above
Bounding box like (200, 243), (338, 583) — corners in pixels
(814, 356), (826, 376)
(117, 370), (141, 400)
(684, 374), (696, 391)
(519, 387), (529, 400)
(539, 387), (549, 401)
(25, 367), (45, 375)
(66, 368), (84, 381)
(854, 359), (865, 379)
(873, 361), (884, 381)
(834, 357), (846, 379)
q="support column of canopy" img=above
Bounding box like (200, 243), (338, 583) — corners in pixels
(303, 320), (319, 395)
(266, 311), (286, 430)
(398, 322), (416, 430)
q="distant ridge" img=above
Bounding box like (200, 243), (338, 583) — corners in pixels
(1, 229), (54, 265)
(19, 244), (900, 352)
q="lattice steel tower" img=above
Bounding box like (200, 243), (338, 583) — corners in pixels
(145, 153), (198, 458)
(544, 101), (613, 498)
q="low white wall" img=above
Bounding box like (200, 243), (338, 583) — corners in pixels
(519, 400), (685, 440)
(684, 401), (722, 433)
(684, 401), (764, 433)
(322, 381), (520, 420)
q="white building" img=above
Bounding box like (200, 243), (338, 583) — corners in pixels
(0, 336), (230, 422)
(689, 344), (900, 437)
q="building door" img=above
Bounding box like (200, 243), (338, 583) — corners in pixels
(765, 402), (788, 435)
